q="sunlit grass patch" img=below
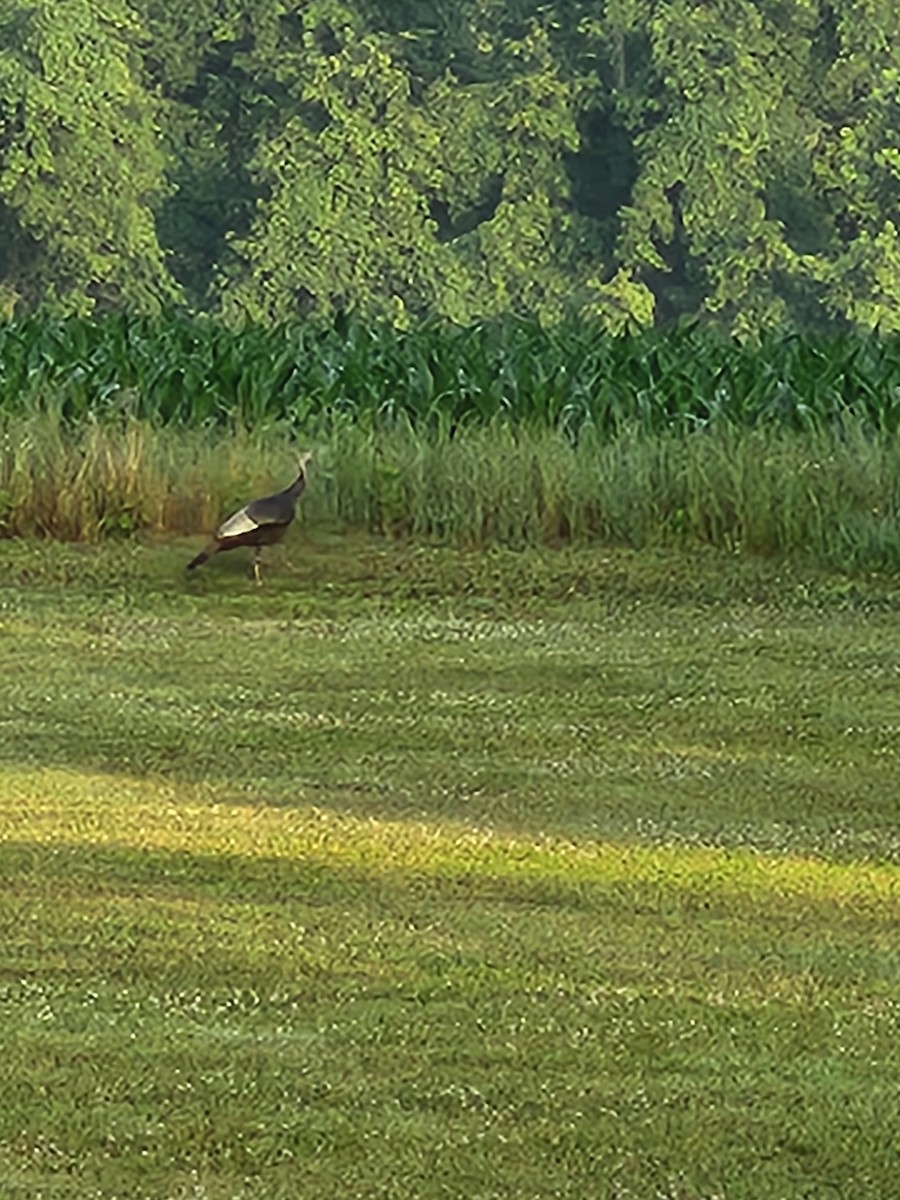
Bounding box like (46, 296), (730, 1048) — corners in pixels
(3, 766), (898, 996)
(4, 765), (899, 903)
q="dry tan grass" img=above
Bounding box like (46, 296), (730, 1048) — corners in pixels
(4, 406), (900, 572)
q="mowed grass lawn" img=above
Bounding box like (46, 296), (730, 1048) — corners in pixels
(1, 534), (899, 1199)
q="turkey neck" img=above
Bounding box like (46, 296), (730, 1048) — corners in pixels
(287, 468), (308, 499)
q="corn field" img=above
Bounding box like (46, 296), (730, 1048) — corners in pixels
(3, 313), (900, 433)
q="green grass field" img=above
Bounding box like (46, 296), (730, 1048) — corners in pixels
(1, 533), (899, 1199)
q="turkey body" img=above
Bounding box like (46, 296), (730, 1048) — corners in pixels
(187, 454), (312, 582)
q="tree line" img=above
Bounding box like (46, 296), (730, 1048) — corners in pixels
(1, 0), (899, 337)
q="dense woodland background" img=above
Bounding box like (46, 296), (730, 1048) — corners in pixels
(2, 0), (900, 337)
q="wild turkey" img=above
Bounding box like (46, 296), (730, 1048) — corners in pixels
(187, 453), (313, 583)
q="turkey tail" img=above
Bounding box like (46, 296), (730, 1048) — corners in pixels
(187, 542), (218, 571)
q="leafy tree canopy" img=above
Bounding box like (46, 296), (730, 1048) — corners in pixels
(0, 0), (175, 313)
(2, 0), (900, 336)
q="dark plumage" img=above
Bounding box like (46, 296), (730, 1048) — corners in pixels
(187, 453), (313, 583)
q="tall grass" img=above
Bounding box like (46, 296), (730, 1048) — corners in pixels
(5, 313), (900, 570)
(4, 406), (900, 571)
